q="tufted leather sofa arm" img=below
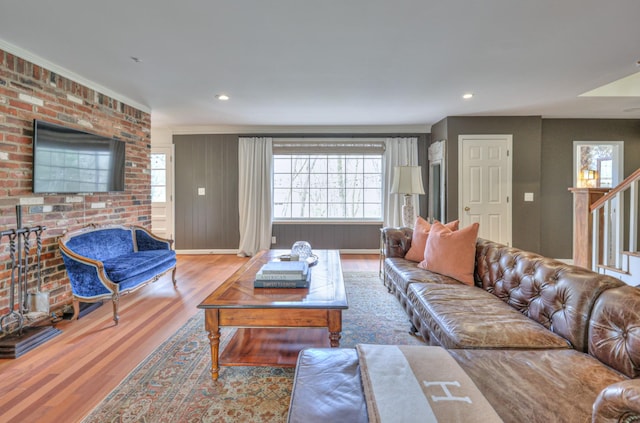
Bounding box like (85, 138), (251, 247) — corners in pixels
(381, 227), (413, 258)
(589, 285), (640, 379)
(593, 380), (640, 423)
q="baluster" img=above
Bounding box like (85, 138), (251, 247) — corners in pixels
(614, 192), (624, 270)
(603, 201), (611, 267)
(592, 208), (600, 272)
(631, 180), (638, 253)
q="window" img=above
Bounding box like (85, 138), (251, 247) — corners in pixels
(273, 139), (384, 221)
(573, 141), (623, 188)
(150, 153), (167, 202)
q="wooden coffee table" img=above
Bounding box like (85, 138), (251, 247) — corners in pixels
(197, 249), (347, 381)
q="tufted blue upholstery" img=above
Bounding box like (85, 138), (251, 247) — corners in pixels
(65, 228), (134, 261)
(134, 228), (171, 251)
(61, 255), (112, 298)
(103, 250), (175, 282)
(59, 224), (177, 324)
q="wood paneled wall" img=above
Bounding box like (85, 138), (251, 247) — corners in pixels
(271, 223), (381, 250)
(172, 134), (429, 251)
(173, 134), (239, 249)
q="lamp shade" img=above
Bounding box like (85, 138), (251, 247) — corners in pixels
(391, 166), (426, 195)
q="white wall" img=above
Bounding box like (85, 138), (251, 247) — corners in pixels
(151, 127), (173, 146)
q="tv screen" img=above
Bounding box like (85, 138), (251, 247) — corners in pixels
(32, 120), (126, 193)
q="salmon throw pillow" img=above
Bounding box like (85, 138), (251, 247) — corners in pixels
(418, 221), (479, 285)
(405, 218), (459, 262)
(404, 217), (431, 262)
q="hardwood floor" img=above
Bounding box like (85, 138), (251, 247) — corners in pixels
(0, 253), (377, 423)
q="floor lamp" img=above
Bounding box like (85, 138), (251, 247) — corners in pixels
(391, 166), (426, 228)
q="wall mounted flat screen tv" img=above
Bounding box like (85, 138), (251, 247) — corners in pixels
(32, 120), (126, 193)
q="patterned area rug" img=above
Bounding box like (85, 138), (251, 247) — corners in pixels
(82, 272), (423, 423)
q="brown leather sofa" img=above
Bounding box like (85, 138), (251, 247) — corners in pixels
(287, 229), (640, 422)
(383, 228), (623, 352)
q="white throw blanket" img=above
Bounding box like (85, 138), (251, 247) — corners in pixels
(356, 344), (503, 423)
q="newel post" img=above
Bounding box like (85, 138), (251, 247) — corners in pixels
(569, 187), (610, 269)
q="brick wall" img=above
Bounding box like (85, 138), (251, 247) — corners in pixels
(0, 49), (151, 317)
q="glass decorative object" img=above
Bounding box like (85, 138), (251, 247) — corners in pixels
(291, 241), (312, 260)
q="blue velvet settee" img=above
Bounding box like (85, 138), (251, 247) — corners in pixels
(58, 224), (177, 324)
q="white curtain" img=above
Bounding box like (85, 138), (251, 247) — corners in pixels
(237, 137), (273, 257)
(383, 137), (420, 227)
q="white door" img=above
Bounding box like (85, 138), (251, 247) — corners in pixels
(459, 135), (512, 246)
(151, 146), (174, 240)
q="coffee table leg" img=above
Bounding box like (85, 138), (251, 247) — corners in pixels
(205, 309), (221, 381)
(328, 310), (342, 347)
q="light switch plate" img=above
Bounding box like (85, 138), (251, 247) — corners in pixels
(524, 192), (534, 202)
(198, 187), (205, 196)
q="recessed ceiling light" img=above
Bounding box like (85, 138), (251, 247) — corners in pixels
(216, 94), (230, 101)
(462, 93), (473, 99)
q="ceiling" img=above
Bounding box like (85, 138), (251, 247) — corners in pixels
(1, 1), (640, 131)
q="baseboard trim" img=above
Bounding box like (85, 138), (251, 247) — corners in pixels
(339, 249), (379, 254)
(176, 249), (239, 255)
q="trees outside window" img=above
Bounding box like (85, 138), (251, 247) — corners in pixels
(273, 154), (382, 221)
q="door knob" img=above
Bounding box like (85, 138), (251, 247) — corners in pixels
(464, 206), (470, 211)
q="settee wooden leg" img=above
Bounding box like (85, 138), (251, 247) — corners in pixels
(72, 299), (80, 320)
(171, 267), (177, 287)
(112, 294), (120, 325)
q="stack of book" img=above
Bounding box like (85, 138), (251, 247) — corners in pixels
(254, 260), (310, 288)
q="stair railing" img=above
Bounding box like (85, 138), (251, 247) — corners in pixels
(590, 168), (640, 274)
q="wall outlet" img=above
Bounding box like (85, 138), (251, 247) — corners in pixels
(271, 236), (276, 244)
(198, 187), (205, 196)
(524, 192), (534, 202)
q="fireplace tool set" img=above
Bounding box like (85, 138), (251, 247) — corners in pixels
(0, 205), (48, 336)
